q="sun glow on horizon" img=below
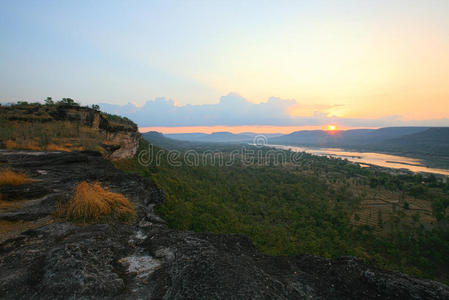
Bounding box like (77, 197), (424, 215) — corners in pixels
(328, 125), (337, 131)
(138, 124), (363, 135)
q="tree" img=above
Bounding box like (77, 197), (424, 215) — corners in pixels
(44, 97), (54, 105)
(432, 198), (449, 221)
(91, 104), (100, 110)
(57, 98), (79, 106)
(378, 210), (384, 228)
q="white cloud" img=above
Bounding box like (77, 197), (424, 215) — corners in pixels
(99, 93), (449, 128)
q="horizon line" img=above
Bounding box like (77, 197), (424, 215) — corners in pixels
(139, 125), (380, 135)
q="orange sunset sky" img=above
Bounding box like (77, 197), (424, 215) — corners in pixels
(139, 125), (352, 134)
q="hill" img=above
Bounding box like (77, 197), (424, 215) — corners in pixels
(167, 131), (282, 143)
(142, 131), (197, 149)
(385, 127), (449, 150)
(269, 127), (432, 147)
(143, 131), (263, 153)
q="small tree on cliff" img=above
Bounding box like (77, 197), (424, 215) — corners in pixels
(44, 97), (54, 105)
(57, 98), (80, 106)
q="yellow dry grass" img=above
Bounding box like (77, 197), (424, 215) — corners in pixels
(60, 181), (136, 223)
(4, 140), (41, 151)
(4, 139), (85, 152)
(0, 199), (25, 211)
(0, 169), (31, 186)
(1, 120), (107, 153)
(45, 144), (73, 151)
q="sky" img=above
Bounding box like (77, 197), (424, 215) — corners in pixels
(1, 1), (449, 133)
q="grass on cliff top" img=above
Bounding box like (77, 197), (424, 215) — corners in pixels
(1, 120), (107, 153)
(59, 181), (136, 223)
(0, 168), (31, 186)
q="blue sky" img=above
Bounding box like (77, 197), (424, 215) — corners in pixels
(1, 1), (449, 130)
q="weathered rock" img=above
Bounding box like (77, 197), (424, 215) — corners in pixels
(0, 150), (448, 299)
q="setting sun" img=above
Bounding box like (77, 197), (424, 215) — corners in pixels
(328, 125), (337, 131)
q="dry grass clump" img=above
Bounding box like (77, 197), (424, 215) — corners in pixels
(60, 181), (136, 223)
(0, 169), (31, 186)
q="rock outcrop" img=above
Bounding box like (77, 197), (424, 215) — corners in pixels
(0, 104), (141, 159)
(0, 150), (448, 299)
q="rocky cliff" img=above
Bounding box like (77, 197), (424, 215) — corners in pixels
(0, 150), (448, 299)
(0, 103), (141, 159)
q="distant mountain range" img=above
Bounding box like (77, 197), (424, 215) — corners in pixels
(157, 127), (449, 150)
(143, 131), (198, 149)
(144, 127), (449, 167)
(269, 127), (432, 147)
(165, 132), (282, 143)
(142, 131), (262, 151)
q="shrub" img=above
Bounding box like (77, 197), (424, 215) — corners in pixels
(60, 181), (136, 223)
(0, 169), (30, 186)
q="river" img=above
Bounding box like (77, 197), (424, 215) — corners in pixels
(270, 145), (449, 176)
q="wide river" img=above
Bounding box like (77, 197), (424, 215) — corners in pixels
(270, 144), (449, 176)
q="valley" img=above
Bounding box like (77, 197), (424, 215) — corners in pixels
(116, 135), (449, 284)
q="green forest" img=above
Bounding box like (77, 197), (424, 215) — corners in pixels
(115, 140), (449, 284)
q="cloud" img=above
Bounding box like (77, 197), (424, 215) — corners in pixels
(99, 93), (449, 128)
(286, 101), (345, 118)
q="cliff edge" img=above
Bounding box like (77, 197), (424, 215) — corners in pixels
(0, 102), (140, 159)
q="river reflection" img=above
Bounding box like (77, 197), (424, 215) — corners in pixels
(271, 145), (449, 176)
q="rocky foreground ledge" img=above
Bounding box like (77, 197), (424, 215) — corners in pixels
(0, 150), (448, 299)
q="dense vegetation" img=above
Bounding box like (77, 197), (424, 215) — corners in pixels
(115, 139), (449, 283)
